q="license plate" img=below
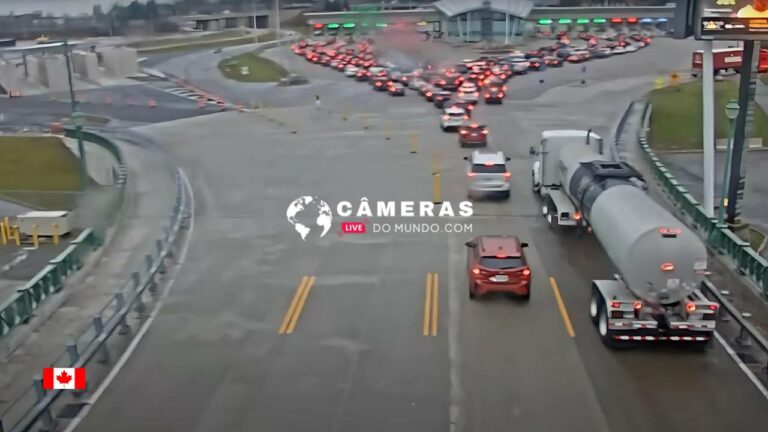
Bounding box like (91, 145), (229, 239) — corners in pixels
(492, 275), (509, 282)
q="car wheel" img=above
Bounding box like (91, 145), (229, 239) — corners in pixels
(589, 286), (601, 326)
(502, 191), (510, 200)
(441, 125), (446, 131)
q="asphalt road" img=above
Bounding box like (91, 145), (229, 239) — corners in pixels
(75, 38), (768, 432)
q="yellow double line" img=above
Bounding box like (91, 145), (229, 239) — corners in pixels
(278, 276), (316, 335)
(423, 273), (439, 336)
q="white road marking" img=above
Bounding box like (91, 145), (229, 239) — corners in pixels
(714, 331), (768, 400)
(448, 235), (464, 432)
(63, 168), (196, 432)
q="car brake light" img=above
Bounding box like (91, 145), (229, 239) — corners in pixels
(661, 262), (674, 272)
(473, 92), (479, 97)
(633, 301), (642, 310)
(686, 303), (696, 313)
(484, 162), (493, 166)
(467, 172), (476, 177)
(522, 268), (531, 276)
(610, 301), (621, 308)
(484, 93), (490, 98)
(482, 130), (489, 135)
(496, 254), (507, 258)
(708, 304), (719, 311)
(464, 116), (469, 120)
(460, 130), (468, 135)
(498, 93), (504, 98)
(503, 172), (511, 179)
(573, 211), (582, 221)
(472, 267), (480, 274)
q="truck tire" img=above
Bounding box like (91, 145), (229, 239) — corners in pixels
(532, 172), (541, 193)
(597, 299), (621, 349)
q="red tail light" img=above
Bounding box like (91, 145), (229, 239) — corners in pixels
(497, 93), (504, 98)
(610, 301), (621, 308)
(481, 130), (489, 135)
(633, 301), (643, 310)
(708, 304), (719, 311)
(503, 172), (511, 179)
(484, 94), (490, 98)
(686, 303), (696, 313)
(522, 268), (531, 276)
(467, 172), (476, 177)
(468, 105), (475, 110)
(661, 262), (674, 272)
(442, 115), (449, 120)
(573, 211), (582, 221)
(463, 116), (469, 120)
(460, 130), (468, 135)
(472, 267), (480, 274)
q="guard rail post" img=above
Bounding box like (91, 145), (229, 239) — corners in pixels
(735, 324), (753, 348)
(156, 240), (166, 274)
(145, 255), (156, 294)
(91, 316), (109, 364)
(114, 292), (130, 335)
(66, 343), (79, 366)
(32, 377), (54, 431)
(131, 271), (146, 315)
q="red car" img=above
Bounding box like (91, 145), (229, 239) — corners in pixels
(465, 236), (531, 300)
(458, 123), (488, 147)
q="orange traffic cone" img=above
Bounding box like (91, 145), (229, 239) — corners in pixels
(148, 98), (157, 108)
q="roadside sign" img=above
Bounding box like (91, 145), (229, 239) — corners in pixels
(655, 77), (665, 89)
(669, 72), (681, 86)
(240, 66), (249, 76)
(696, 0), (768, 40)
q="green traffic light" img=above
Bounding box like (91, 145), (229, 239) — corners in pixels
(592, 18), (607, 23)
(375, 22), (388, 27)
(326, 23), (340, 29)
(576, 18), (590, 24)
(537, 19), (553, 25)
(558, 18), (572, 24)
(342, 23), (356, 28)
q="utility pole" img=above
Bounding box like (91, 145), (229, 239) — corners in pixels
(252, 0), (259, 43)
(702, 40), (715, 218)
(63, 41), (88, 190)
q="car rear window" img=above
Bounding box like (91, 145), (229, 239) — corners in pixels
(464, 125), (486, 132)
(480, 257), (524, 269)
(472, 163), (506, 173)
(448, 111), (465, 118)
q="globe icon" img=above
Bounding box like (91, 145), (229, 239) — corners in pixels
(286, 196), (333, 240)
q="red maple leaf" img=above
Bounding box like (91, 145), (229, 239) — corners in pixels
(56, 370), (72, 385)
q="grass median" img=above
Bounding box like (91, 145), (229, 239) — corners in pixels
(0, 136), (82, 210)
(218, 52), (288, 82)
(648, 79), (768, 151)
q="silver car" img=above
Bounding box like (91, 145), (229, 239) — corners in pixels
(441, 107), (468, 131)
(464, 150), (511, 199)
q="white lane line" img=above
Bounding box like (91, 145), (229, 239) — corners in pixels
(714, 331), (768, 400)
(63, 168), (196, 432)
(447, 235), (464, 432)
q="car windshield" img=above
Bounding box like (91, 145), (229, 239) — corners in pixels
(480, 257), (524, 269)
(472, 163), (506, 173)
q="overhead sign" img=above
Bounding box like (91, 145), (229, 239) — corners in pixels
(697, 0), (768, 40)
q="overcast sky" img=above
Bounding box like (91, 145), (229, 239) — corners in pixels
(0, 0), (174, 16)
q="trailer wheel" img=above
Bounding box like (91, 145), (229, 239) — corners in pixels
(589, 286), (601, 326)
(531, 172), (541, 193)
(597, 300), (621, 349)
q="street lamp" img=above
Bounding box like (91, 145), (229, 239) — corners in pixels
(718, 99), (740, 223)
(62, 40), (88, 191)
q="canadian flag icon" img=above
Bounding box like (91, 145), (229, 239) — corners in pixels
(43, 367), (86, 390)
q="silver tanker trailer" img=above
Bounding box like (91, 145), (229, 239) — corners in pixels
(531, 130), (719, 348)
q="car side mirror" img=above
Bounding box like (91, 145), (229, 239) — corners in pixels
(464, 241), (476, 248)
(520, 242), (529, 248)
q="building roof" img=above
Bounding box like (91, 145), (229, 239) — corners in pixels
(433, 0), (533, 19)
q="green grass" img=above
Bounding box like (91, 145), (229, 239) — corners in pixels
(218, 52), (288, 82)
(0, 136), (82, 210)
(128, 29), (249, 49)
(648, 80), (768, 151)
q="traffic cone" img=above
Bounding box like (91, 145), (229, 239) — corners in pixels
(148, 98), (157, 108)
(197, 98), (206, 109)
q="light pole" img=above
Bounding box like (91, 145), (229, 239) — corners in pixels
(63, 40), (88, 190)
(718, 99), (740, 224)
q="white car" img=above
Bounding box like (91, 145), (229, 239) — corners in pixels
(612, 46), (626, 54)
(441, 107), (468, 131)
(457, 87), (480, 103)
(344, 66), (359, 77)
(409, 78), (426, 90)
(463, 150), (511, 199)
(459, 83), (477, 93)
(624, 44), (639, 53)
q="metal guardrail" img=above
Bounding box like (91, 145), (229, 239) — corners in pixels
(0, 130), (127, 340)
(701, 280), (768, 384)
(636, 102), (768, 298)
(0, 168), (191, 432)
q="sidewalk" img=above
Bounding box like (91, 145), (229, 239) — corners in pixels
(0, 131), (177, 427)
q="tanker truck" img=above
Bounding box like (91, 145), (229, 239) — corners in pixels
(530, 130), (719, 348)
